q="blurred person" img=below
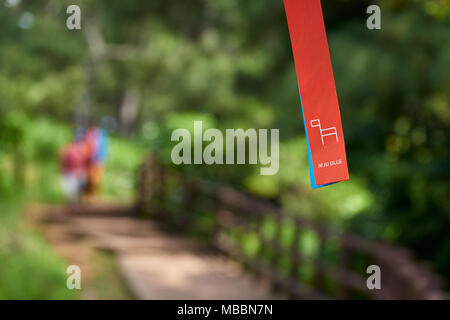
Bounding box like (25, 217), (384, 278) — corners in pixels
(84, 125), (109, 199)
(59, 137), (88, 202)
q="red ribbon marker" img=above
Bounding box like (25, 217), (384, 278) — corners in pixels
(283, 0), (349, 188)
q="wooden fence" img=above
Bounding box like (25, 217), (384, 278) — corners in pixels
(136, 153), (447, 300)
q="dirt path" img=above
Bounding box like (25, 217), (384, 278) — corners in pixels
(28, 204), (278, 300)
(26, 204), (133, 299)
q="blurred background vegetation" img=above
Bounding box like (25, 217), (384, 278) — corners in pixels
(0, 0), (449, 298)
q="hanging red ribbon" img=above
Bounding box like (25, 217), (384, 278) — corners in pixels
(283, 0), (349, 187)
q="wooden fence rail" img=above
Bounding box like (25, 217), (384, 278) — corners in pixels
(136, 153), (447, 300)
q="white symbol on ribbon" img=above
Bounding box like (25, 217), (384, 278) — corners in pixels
(310, 119), (338, 146)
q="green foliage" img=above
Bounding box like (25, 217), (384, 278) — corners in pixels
(0, 205), (77, 299)
(103, 137), (147, 201)
(0, 0), (449, 290)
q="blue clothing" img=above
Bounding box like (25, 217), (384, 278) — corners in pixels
(94, 128), (108, 164)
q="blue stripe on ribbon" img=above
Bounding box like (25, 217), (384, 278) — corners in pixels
(298, 87), (334, 189)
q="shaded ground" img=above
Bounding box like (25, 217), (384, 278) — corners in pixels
(26, 204), (134, 300)
(28, 203), (279, 300)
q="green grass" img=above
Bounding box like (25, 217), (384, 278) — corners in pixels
(0, 208), (78, 299)
(103, 138), (147, 202)
(0, 183), (78, 299)
(85, 251), (134, 300)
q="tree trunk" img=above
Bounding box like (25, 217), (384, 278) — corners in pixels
(119, 87), (140, 136)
